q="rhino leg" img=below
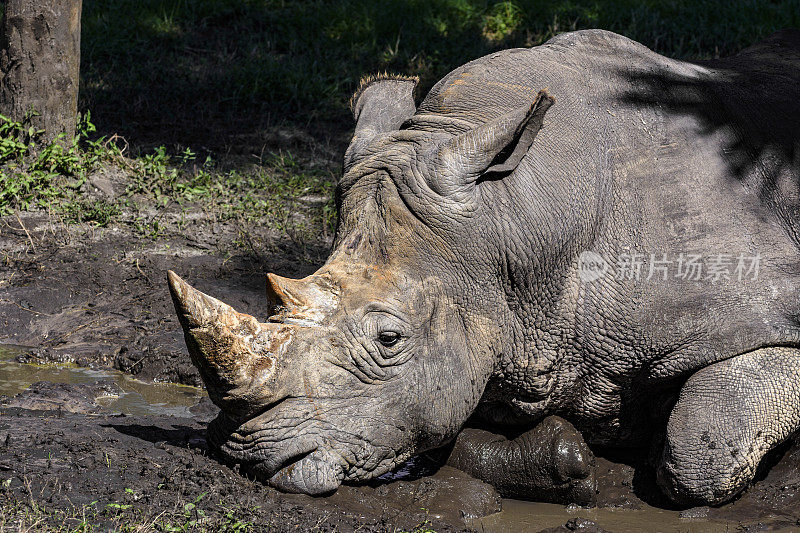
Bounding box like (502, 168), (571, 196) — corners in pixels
(445, 416), (596, 505)
(657, 347), (800, 506)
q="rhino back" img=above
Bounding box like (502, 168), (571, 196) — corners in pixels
(408, 30), (800, 442)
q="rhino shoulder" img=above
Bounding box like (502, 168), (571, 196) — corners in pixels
(542, 29), (652, 56)
(415, 29), (667, 127)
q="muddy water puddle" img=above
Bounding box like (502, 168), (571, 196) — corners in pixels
(471, 499), (744, 532)
(0, 344), (204, 417)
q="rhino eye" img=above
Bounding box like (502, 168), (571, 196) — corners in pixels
(377, 331), (401, 347)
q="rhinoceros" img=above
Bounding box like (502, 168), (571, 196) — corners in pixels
(168, 28), (800, 506)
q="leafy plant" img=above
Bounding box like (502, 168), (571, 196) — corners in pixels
(61, 198), (121, 226)
(483, 1), (524, 42)
(0, 111), (115, 215)
(157, 492), (208, 532)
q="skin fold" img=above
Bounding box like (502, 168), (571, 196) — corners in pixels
(445, 417), (597, 506)
(169, 29), (800, 505)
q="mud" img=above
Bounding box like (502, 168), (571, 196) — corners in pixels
(0, 197), (323, 386)
(0, 198), (499, 531)
(0, 344), (203, 417)
(472, 444), (800, 532)
(2, 176), (800, 531)
(0, 406), (500, 531)
(3, 355), (800, 532)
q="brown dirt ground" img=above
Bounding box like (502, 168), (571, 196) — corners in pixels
(1, 168), (800, 532)
(0, 407), (494, 531)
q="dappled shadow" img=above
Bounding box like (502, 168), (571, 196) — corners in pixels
(80, 0), (495, 154)
(616, 29), (800, 211)
(79, 1), (800, 155)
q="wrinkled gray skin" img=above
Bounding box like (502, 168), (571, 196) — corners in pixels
(446, 416), (597, 505)
(169, 29), (800, 506)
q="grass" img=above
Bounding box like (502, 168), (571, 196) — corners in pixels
(0, 497), (255, 532)
(79, 0), (800, 150)
(0, 494), (437, 532)
(0, 111), (336, 245)
(1, 1), (798, 244)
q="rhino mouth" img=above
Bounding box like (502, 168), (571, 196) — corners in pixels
(208, 409), (348, 496)
(207, 406), (414, 495)
(255, 447), (346, 495)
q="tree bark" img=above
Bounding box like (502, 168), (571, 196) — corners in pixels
(0, 0), (82, 143)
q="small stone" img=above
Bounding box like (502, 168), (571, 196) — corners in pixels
(90, 176), (116, 197)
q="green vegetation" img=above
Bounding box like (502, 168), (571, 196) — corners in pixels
(2, 0), (797, 245)
(0, 493), (437, 532)
(0, 112), (108, 215)
(0, 111), (335, 242)
(80, 0), (800, 148)
(0, 495), (255, 532)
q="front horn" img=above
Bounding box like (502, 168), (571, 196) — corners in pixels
(167, 271), (294, 418)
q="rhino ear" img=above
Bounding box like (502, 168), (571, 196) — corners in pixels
(434, 90), (554, 197)
(344, 74), (418, 169)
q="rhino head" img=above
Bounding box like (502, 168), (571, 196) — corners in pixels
(169, 76), (554, 495)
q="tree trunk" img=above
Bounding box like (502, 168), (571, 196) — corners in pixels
(0, 0), (82, 143)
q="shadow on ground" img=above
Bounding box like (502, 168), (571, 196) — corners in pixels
(79, 0), (800, 154)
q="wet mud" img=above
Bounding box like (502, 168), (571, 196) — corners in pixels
(2, 205), (800, 531)
(0, 344), (203, 417)
(3, 350), (800, 532)
(0, 405), (498, 532)
(472, 443), (800, 532)
(0, 207), (497, 531)
(0, 205), (322, 387)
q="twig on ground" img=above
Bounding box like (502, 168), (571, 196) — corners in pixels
(0, 298), (51, 316)
(20, 474), (37, 513)
(135, 258), (153, 284)
(47, 317), (104, 346)
(14, 211), (36, 253)
(105, 133), (130, 157)
(128, 351), (151, 372)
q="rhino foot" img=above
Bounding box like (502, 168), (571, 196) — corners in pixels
(657, 347), (800, 506)
(446, 415), (597, 506)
